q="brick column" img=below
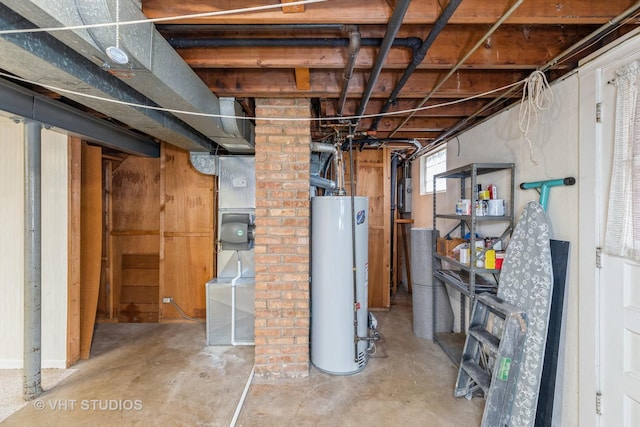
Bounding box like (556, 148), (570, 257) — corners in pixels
(253, 98), (311, 379)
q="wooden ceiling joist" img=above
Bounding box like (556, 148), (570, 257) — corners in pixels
(196, 68), (528, 98)
(176, 25), (594, 70)
(142, 0), (637, 25)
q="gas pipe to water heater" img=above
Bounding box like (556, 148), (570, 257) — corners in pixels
(347, 129), (360, 363)
(346, 130), (380, 362)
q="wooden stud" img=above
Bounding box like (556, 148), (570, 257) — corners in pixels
(79, 143), (103, 360)
(396, 218), (414, 293)
(347, 148), (391, 309)
(66, 136), (81, 367)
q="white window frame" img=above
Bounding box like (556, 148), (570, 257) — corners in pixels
(420, 147), (447, 195)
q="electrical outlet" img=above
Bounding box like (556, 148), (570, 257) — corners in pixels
(162, 297), (172, 304)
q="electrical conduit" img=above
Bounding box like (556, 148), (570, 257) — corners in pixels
(347, 129), (359, 363)
(354, 0), (413, 127)
(337, 26), (361, 118)
(369, 0), (463, 131)
(389, 0), (525, 138)
(416, 1), (640, 155)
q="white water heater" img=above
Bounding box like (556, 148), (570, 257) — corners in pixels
(311, 196), (369, 375)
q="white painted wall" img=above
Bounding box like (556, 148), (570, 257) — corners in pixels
(412, 31), (640, 423)
(412, 73), (581, 424)
(0, 116), (68, 368)
(0, 117), (25, 368)
(412, 32), (640, 426)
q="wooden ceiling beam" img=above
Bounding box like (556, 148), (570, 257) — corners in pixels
(357, 117), (462, 132)
(142, 0), (636, 25)
(196, 68), (527, 98)
(175, 24), (591, 70)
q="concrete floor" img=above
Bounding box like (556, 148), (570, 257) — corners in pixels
(1, 287), (483, 426)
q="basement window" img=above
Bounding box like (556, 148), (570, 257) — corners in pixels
(420, 147), (447, 195)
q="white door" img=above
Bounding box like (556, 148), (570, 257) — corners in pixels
(595, 53), (640, 427)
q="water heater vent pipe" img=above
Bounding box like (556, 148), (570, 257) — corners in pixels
(311, 141), (345, 195)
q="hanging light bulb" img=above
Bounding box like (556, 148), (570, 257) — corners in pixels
(105, 0), (129, 65)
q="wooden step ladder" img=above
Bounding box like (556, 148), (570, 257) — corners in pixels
(454, 293), (527, 426)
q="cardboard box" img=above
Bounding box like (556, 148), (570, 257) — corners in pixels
(436, 237), (466, 258)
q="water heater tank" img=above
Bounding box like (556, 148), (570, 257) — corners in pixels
(311, 196), (369, 375)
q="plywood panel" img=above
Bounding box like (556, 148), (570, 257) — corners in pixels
(118, 304), (159, 323)
(342, 149), (391, 308)
(121, 269), (160, 286)
(163, 144), (214, 233)
(122, 254), (160, 269)
(111, 156), (160, 232)
(80, 143), (103, 359)
(104, 144), (215, 323)
(367, 228), (387, 308)
(106, 155), (161, 322)
(118, 253), (159, 323)
(120, 286), (159, 303)
(349, 149), (391, 309)
(161, 236), (212, 320)
(67, 137), (81, 366)
(97, 158), (114, 321)
(110, 235), (160, 320)
(160, 143), (215, 321)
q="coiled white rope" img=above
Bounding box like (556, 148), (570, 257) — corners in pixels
(518, 70), (554, 164)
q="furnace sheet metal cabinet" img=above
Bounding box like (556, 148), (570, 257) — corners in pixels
(206, 277), (255, 345)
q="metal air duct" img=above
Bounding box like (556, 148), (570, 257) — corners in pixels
(0, 0), (254, 153)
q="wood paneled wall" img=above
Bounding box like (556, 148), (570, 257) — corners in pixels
(79, 143), (103, 358)
(101, 144), (215, 322)
(107, 155), (161, 323)
(160, 144), (215, 320)
(345, 148), (391, 309)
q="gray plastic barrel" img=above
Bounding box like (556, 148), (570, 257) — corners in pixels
(410, 228), (453, 340)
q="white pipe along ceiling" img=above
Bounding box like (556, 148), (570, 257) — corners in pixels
(0, 0), (254, 153)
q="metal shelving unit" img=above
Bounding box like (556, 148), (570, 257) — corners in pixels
(432, 163), (515, 365)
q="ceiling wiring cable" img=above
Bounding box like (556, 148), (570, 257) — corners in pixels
(1, 0), (637, 152)
(542, 9), (640, 72)
(0, 0), (327, 35)
(0, 70), (525, 124)
(408, 5), (640, 159)
(518, 70), (554, 165)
